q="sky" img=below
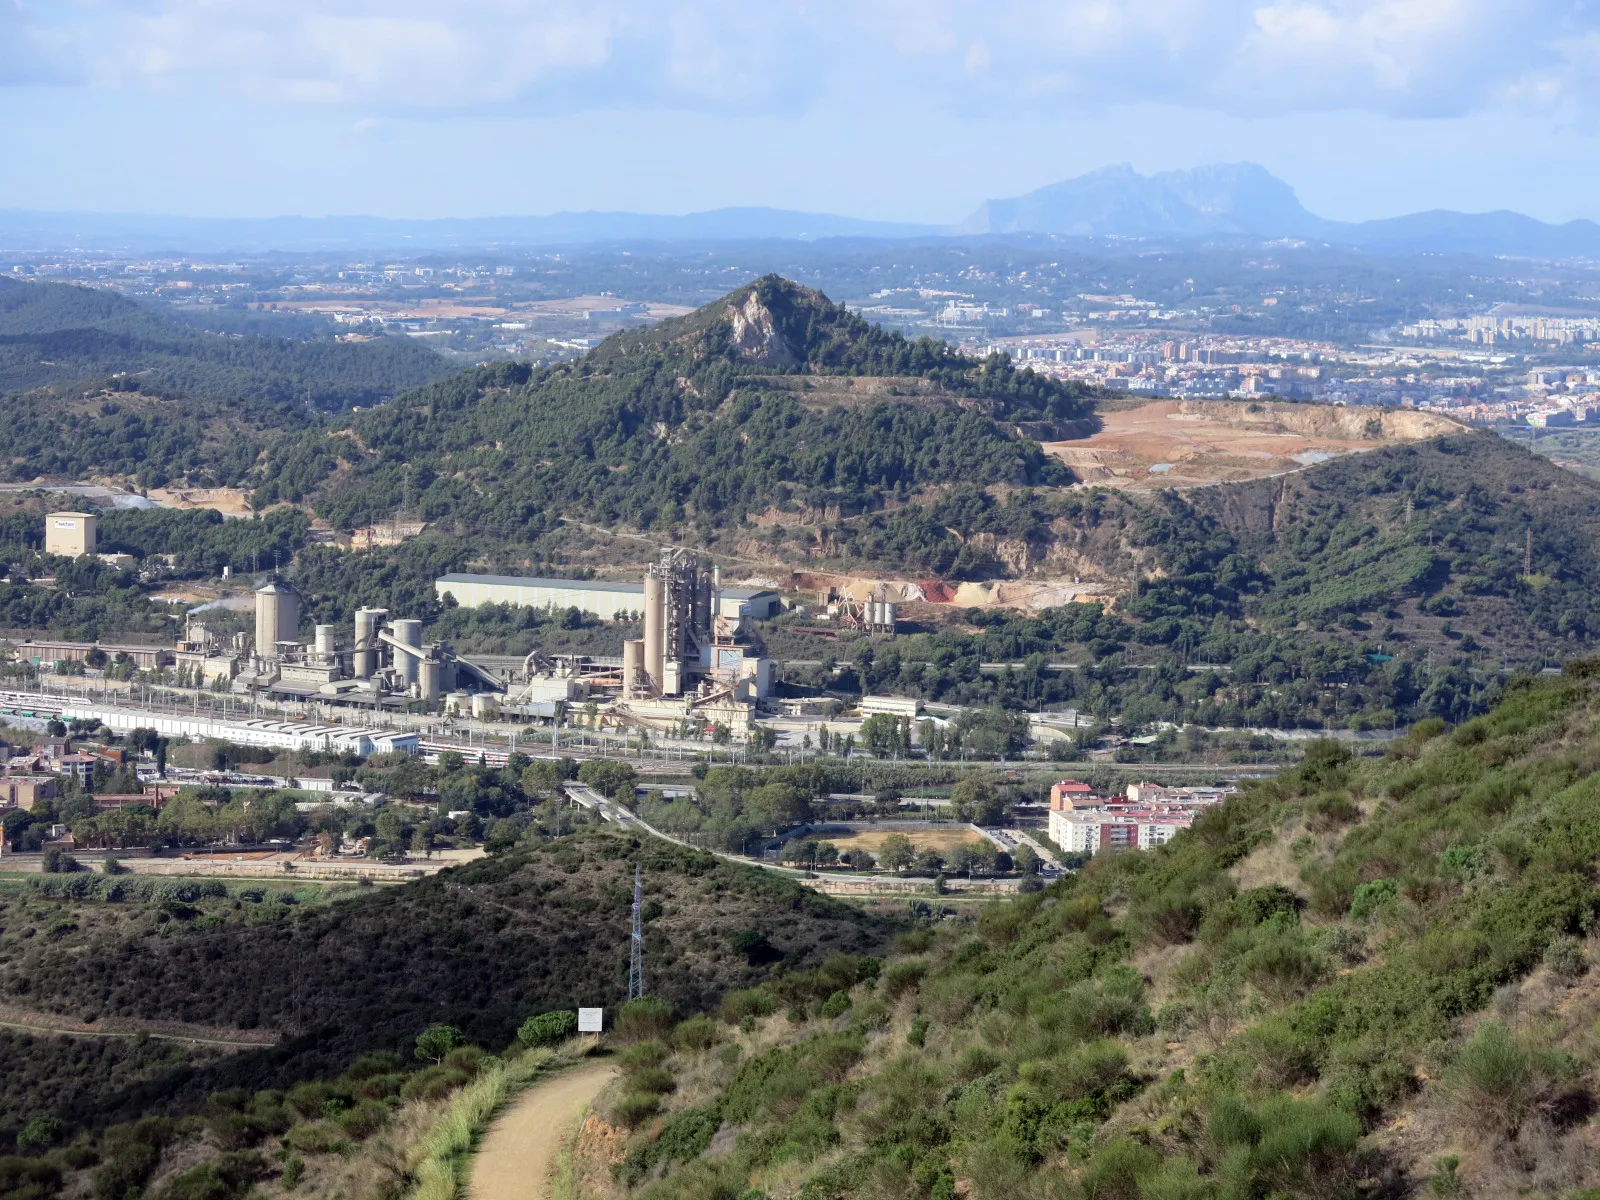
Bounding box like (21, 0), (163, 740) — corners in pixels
(2, 0), (1598, 224)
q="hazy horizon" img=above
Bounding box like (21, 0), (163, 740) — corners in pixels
(2, 3), (1597, 225)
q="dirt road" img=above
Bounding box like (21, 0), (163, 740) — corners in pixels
(468, 1060), (615, 1200)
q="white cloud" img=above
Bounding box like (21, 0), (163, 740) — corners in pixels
(3, 0), (1596, 120)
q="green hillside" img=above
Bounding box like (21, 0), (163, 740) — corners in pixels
(0, 278), (450, 489)
(574, 665), (1600, 1199)
(0, 831), (891, 1128)
(247, 276), (1091, 524)
(0, 278), (449, 408)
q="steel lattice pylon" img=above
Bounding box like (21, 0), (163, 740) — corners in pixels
(627, 864), (645, 1000)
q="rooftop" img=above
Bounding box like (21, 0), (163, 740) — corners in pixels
(436, 572), (775, 600)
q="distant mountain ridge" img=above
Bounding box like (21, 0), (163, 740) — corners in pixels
(4, 165), (1598, 256)
(0, 207), (940, 253)
(960, 162), (1600, 256)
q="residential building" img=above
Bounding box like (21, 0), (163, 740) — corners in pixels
(1, 777), (58, 810)
(1049, 779), (1096, 810)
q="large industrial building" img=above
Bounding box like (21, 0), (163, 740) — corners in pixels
(434, 573), (780, 622)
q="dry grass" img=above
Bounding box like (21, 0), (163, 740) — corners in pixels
(825, 829), (982, 856)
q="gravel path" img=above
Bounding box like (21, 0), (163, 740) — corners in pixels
(468, 1060), (615, 1200)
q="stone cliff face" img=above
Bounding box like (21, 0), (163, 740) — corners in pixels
(1174, 399), (1461, 441)
(725, 291), (799, 368)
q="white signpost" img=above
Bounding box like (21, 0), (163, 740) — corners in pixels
(577, 1007), (603, 1034)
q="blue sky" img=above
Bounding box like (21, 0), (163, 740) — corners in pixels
(2, 1), (1598, 224)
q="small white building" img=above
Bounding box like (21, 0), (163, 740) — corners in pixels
(44, 512), (97, 558)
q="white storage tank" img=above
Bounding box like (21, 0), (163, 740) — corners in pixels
(391, 618), (423, 686)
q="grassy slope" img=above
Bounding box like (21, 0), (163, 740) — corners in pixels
(593, 665), (1600, 1199)
(0, 834), (894, 1129)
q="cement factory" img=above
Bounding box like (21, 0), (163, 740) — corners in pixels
(171, 551), (775, 738)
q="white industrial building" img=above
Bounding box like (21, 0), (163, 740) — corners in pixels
(51, 701), (420, 756)
(435, 573), (779, 621)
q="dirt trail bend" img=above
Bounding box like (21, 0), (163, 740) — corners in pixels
(468, 1060), (616, 1200)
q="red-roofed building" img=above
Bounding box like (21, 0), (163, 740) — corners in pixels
(1049, 779), (1097, 810)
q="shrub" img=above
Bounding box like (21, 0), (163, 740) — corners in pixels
(336, 1100), (390, 1140)
(159, 1151), (265, 1200)
(1321, 924), (1367, 965)
(0, 1157), (62, 1197)
(610, 1092), (661, 1129)
(1205, 1095), (1361, 1197)
(879, 959), (928, 999)
(1443, 1022), (1577, 1139)
(92, 1118), (172, 1200)
(1306, 790), (1361, 831)
(617, 996), (674, 1043)
(400, 1065), (472, 1102)
(820, 990), (852, 1019)
(41, 848), (79, 874)
(281, 1156), (304, 1190)
(620, 1040), (670, 1074)
(630, 1067), (677, 1096)
(15, 1115), (66, 1151)
(1079, 1138), (1159, 1200)
(1156, 1002), (1193, 1036)
(1242, 930), (1329, 1002)
(673, 1016), (722, 1051)
(518, 1010), (578, 1048)
(1348, 878), (1398, 921)
(719, 988), (775, 1024)
(1130, 891), (1203, 947)
(285, 1082), (335, 1121)
(1234, 1018), (1317, 1089)
(1543, 935), (1587, 983)
(285, 1122), (347, 1155)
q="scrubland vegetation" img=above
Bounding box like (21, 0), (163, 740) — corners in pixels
(0, 1007), (578, 1200)
(563, 662), (1600, 1199)
(0, 835), (891, 1123)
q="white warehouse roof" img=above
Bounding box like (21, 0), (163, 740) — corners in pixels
(435, 573), (779, 620)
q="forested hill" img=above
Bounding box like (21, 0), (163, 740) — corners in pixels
(0, 277), (449, 413)
(250, 276), (1096, 525)
(1186, 431), (1600, 650)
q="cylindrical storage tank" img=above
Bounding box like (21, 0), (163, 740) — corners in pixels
(471, 692), (498, 719)
(277, 587), (300, 647)
(622, 638), (645, 696)
(314, 625), (337, 661)
(444, 691), (470, 715)
(352, 608), (383, 679)
(255, 580), (299, 655)
(418, 655), (442, 702)
(883, 602), (897, 628)
(391, 618), (422, 686)
(643, 573), (664, 692)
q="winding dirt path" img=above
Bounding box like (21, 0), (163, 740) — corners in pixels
(468, 1060), (616, 1200)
